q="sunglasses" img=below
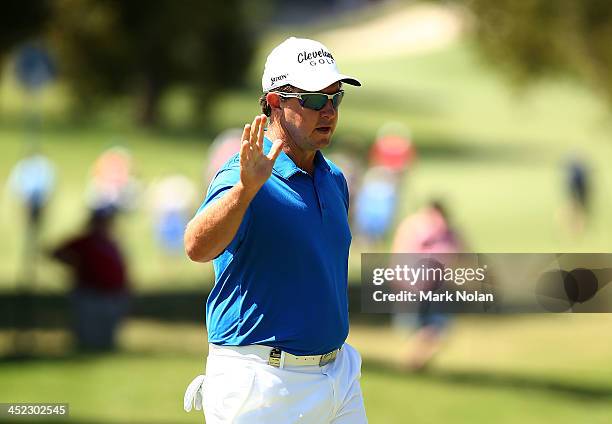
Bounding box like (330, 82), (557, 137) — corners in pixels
(276, 90), (344, 111)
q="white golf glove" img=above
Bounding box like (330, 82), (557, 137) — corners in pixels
(184, 374), (206, 412)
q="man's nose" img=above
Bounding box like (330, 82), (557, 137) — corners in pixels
(319, 99), (337, 118)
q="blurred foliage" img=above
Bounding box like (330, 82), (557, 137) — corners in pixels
(1, 0), (262, 126)
(0, 1), (50, 63)
(47, 0), (259, 125)
(466, 0), (612, 106)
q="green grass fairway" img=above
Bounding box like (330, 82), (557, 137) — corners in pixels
(1, 316), (611, 423)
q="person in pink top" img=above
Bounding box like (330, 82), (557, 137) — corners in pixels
(392, 200), (463, 371)
(393, 200), (461, 254)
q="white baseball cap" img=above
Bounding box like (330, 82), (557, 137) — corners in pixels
(262, 37), (361, 93)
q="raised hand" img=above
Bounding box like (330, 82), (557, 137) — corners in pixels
(239, 114), (284, 193)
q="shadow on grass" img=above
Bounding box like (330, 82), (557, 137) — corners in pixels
(0, 348), (199, 366)
(347, 86), (444, 119)
(331, 128), (541, 165)
(0, 103), (541, 167)
(414, 135), (540, 164)
(0, 287), (384, 330)
(362, 357), (612, 403)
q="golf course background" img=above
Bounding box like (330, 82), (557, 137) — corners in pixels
(1, 2), (611, 423)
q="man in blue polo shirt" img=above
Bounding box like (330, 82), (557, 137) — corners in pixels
(183, 37), (367, 423)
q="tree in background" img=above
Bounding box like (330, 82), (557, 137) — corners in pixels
(47, 0), (258, 126)
(466, 0), (612, 105)
(0, 1), (50, 65)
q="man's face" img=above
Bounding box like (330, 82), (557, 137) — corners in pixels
(278, 82), (341, 152)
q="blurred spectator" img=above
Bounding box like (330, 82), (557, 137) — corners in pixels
(7, 146), (55, 227)
(369, 135), (415, 173)
(7, 146), (56, 284)
(392, 200), (463, 371)
(85, 145), (141, 211)
(354, 167), (400, 243)
(204, 129), (243, 185)
(15, 43), (57, 94)
(354, 123), (416, 244)
(371, 121), (416, 171)
(393, 200), (462, 254)
(327, 139), (366, 224)
(50, 207), (129, 351)
(149, 174), (197, 255)
(563, 153), (591, 236)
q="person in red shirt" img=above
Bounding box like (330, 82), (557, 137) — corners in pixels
(51, 206), (129, 351)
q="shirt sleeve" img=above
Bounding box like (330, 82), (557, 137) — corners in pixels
(194, 157), (251, 254)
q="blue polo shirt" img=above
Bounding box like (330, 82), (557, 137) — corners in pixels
(197, 137), (351, 355)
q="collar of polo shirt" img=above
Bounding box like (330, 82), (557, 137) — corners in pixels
(263, 137), (330, 178)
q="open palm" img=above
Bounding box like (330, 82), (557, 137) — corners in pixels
(239, 114), (284, 191)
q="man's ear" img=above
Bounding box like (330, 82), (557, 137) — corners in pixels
(266, 92), (281, 109)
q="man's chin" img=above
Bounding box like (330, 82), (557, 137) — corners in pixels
(312, 131), (333, 148)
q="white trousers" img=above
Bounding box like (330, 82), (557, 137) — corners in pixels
(185, 343), (368, 424)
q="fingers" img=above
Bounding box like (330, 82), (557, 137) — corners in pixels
(250, 115), (261, 148)
(240, 140), (250, 164)
(240, 124), (251, 163)
(240, 123), (250, 145)
(267, 139), (284, 162)
(257, 115), (266, 151)
(241, 114), (274, 165)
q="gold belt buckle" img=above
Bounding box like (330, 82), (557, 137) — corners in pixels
(268, 348), (282, 367)
(319, 350), (338, 366)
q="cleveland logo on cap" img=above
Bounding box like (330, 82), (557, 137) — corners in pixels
(262, 37), (361, 92)
(297, 49), (335, 64)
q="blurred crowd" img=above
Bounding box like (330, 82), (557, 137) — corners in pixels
(4, 119), (592, 360)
